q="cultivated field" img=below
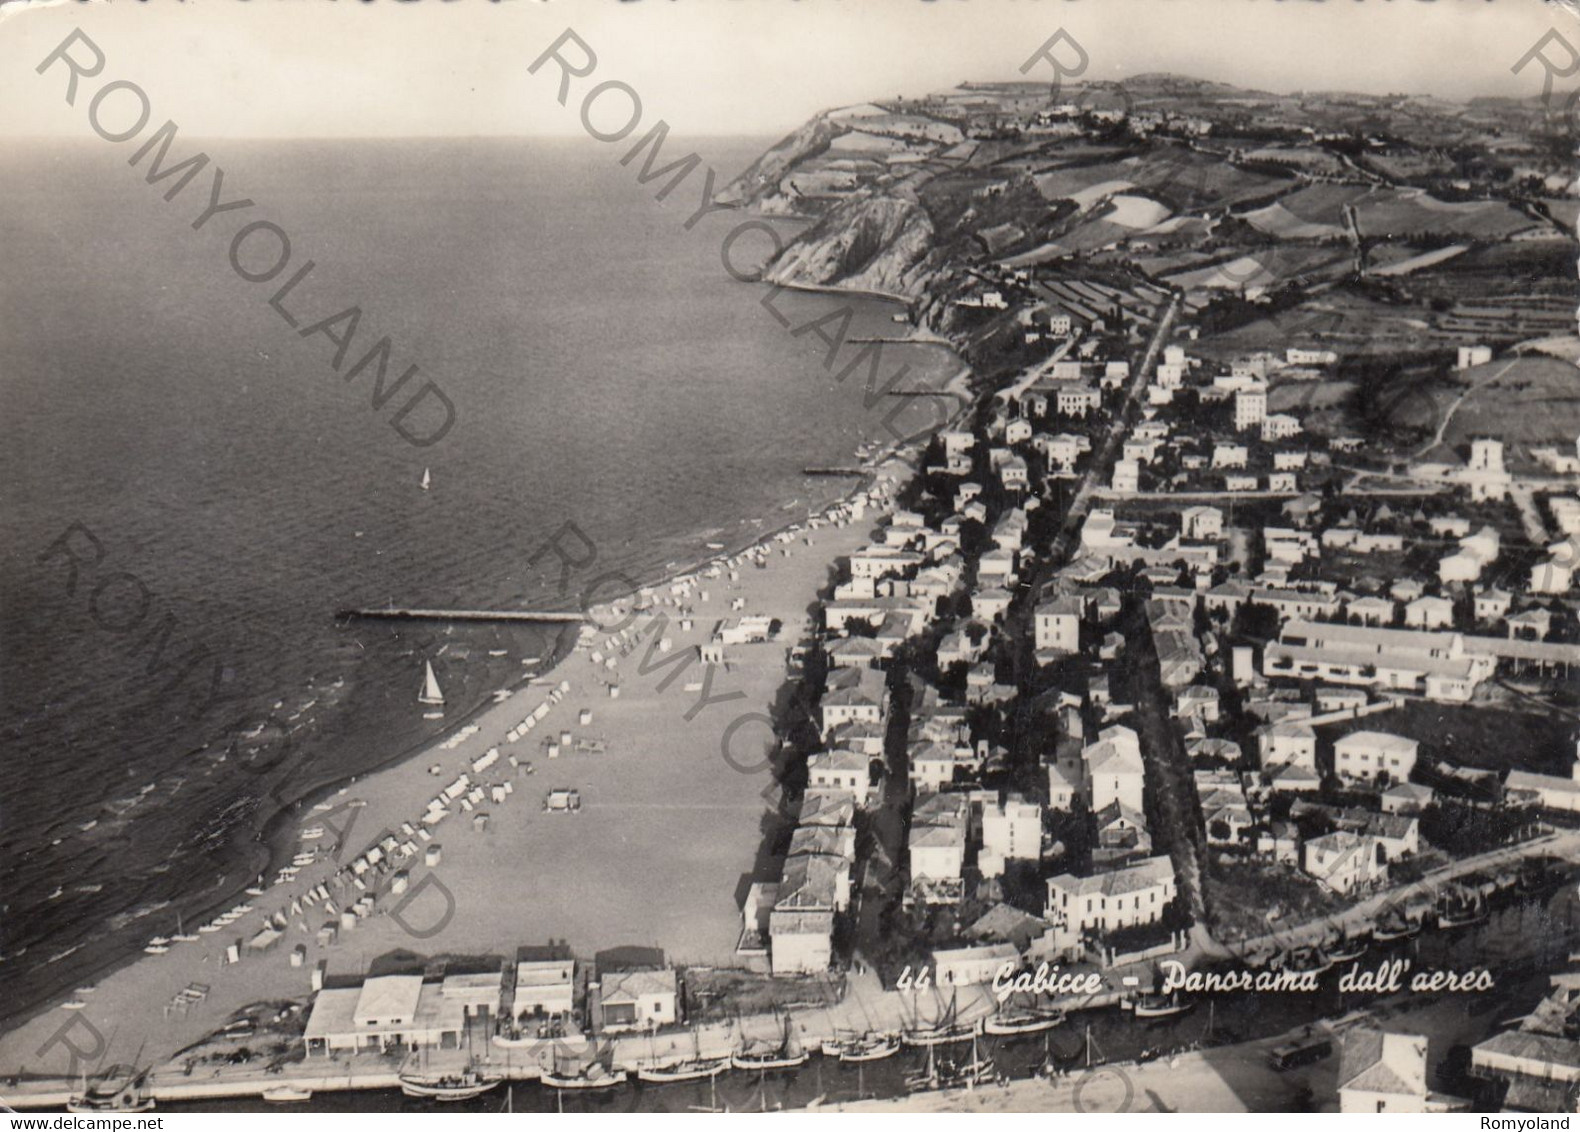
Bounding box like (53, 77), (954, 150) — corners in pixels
(1353, 188), (1538, 240)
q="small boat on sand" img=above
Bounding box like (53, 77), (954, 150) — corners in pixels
(262, 1085), (313, 1103)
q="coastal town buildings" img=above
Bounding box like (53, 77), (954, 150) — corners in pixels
(1339, 1030), (1463, 1112)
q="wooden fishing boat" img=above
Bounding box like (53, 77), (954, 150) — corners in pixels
(821, 1032), (900, 1062)
(905, 1034), (997, 1092)
(730, 1044), (809, 1071)
(901, 1018), (982, 1047)
(1437, 900), (1489, 929)
(1373, 911), (1421, 942)
(635, 1058), (728, 1084)
(1326, 933), (1369, 964)
(398, 1069), (503, 1101)
(1282, 945), (1332, 976)
(540, 1065), (628, 1090)
(983, 1007), (1065, 1037)
(1130, 993), (1192, 1020)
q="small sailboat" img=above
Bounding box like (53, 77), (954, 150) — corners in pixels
(171, 912), (199, 944)
(420, 660), (445, 717)
(421, 467), (432, 491)
(540, 1048), (629, 1090)
(638, 1026), (730, 1083)
(902, 990), (981, 1047)
(731, 1011), (809, 1071)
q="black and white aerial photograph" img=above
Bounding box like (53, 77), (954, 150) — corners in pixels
(1, 0), (1578, 1117)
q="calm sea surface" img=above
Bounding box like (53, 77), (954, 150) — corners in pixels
(0, 136), (958, 1022)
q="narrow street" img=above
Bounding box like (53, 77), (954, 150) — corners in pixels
(1124, 600), (1210, 923)
(1046, 295), (1183, 564)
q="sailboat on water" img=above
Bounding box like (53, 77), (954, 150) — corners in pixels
(420, 660), (445, 718)
(540, 1045), (629, 1090)
(421, 467), (432, 491)
(730, 1010), (809, 1071)
(637, 1026), (730, 1083)
(901, 988), (982, 1047)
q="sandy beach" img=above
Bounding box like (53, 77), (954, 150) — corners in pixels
(0, 454), (916, 1083)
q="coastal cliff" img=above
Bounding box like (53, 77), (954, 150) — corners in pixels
(718, 107), (944, 299)
(715, 112), (849, 213)
(762, 193), (940, 299)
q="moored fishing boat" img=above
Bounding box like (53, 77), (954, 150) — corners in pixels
(1373, 908), (1421, 942)
(1437, 895), (1489, 929)
(635, 1058), (728, 1084)
(1130, 993), (1192, 1020)
(729, 1044), (809, 1071)
(1326, 933), (1369, 964)
(1282, 945), (1331, 976)
(821, 1032), (900, 1061)
(540, 1063), (629, 1090)
(398, 1068), (502, 1101)
(905, 1034), (997, 1092)
(982, 1007), (1065, 1037)
(901, 1019), (982, 1047)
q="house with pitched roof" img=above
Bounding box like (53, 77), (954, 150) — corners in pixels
(1339, 1029), (1464, 1112)
(1303, 831), (1386, 894)
(1083, 725), (1145, 813)
(592, 968), (678, 1033)
(1043, 855), (1177, 957)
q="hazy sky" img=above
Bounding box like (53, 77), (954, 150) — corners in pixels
(1, 0), (1574, 139)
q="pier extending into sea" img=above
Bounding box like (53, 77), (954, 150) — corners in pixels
(337, 608), (587, 624)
